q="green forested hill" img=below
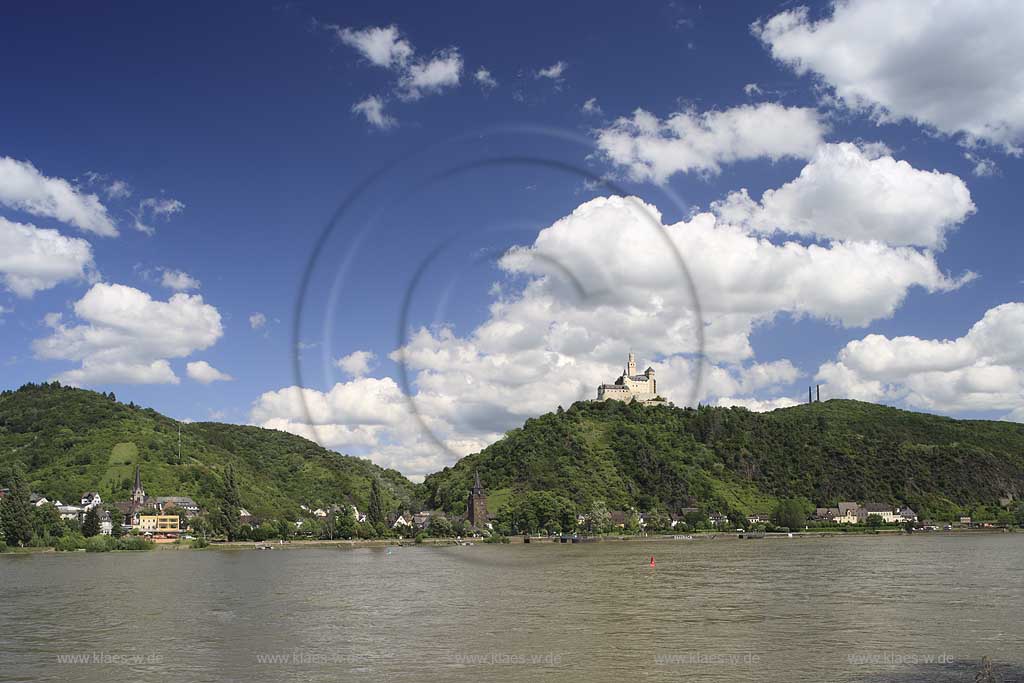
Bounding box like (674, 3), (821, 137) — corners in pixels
(423, 398), (1024, 521)
(5, 383), (1024, 526)
(0, 383), (416, 519)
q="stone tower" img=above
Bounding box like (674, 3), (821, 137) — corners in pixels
(131, 465), (146, 505)
(627, 351), (637, 376)
(466, 471), (487, 527)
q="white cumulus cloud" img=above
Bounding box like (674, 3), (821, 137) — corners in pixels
(131, 196), (184, 235)
(397, 49), (463, 101)
(0, 157), (118, 236)
(335, 24), (413, 69)
(336, 350), (376, 378)
(160, 269), (200, 291)
(474, 67), (497, 90)
(0, 217), (96, 297)
(817, 302), (1024, 419)
(34, 283), (223, 386)
(754, 0), (1024, 153)
(595, 103), (827, 183)
(536, 61), (567, 80)
(581, 97), (602, 115)
(352, 95), (397, 130)
(186, 360), (233, 384)
(712, 142), (975, 248)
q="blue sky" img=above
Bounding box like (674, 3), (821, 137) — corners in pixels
(3, 1), (1023, 478)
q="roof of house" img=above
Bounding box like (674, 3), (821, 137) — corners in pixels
(609, 511), (628, 524)
(864, 503), (893, 513)
(155, 496), (198, 506)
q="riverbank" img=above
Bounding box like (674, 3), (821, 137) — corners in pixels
(3, 526), (1011, 555)
(173, 526), (1016, 550)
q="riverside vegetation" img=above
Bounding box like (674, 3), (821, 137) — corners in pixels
(3, 383), (1024, 549)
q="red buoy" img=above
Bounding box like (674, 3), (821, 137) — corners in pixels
(650, 556), (656, 567)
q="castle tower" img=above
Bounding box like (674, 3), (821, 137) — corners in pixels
(131, 465), (145, 505)
(466, 471), (487, 527)
(627, 351), (637, 377)
(645, 366), (656, 394)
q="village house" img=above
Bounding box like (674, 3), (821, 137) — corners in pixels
(708, 513), (730, 527)
(80, 492), (102, 509)
(818, 501), (918, 525)
(746, 512), (771, 525)
(860, 502), (900, 523)
(155, 496), (200, 518)
(239, 508), (259, 526)
(137, 514), (181, 542)
(98, 510), (113, 536)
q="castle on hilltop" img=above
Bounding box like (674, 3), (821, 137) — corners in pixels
(596, 352), (663, 404)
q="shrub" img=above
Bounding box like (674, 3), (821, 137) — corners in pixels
(116, 536), (154, 551)
(55, 534), (85, 551)
(190, 537), (209, 549)
(414, 532), (426, 544)
(0, 540), (8, 553)
(483, 534), (510, 544)
(85, 535), (115, 552)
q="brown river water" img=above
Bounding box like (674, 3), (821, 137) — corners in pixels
(2, 533), (1022, 682)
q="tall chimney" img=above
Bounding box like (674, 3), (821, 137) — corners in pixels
(808, 386), (812, 404)
(816, 384), (820, 402)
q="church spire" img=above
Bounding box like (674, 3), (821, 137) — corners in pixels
(131, 464), (145, 504)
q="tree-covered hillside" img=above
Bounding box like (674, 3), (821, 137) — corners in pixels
(0, 383), (416, 519)
(424, 399), (1024, 522)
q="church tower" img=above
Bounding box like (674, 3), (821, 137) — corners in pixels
(131, 465), (146, 505)
(627, 351), (637, 377)
(466, 471), (487, 527)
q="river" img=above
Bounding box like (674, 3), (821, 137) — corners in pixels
(2, 533), (1022, 682)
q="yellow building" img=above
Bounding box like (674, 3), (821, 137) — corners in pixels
(137, 515), (181, 534)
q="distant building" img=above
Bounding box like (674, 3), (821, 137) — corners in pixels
(57, 504), (84, 521)
(895, 506), (918, 523)
(155, 496), (200, 518)
(597, 352), (663, 404)
(391, 514), (413, 531)
(466, 472), (488, 527)
(860, 503), (900, 524)
(137, 515), (181, 539)
(746, 512), (771, 525)
(708, 513), (729, 527)
(98, 510), (113, 536)
(131, 465), (147, 505)
(814, 507), (840, 521)
(80, 492), (102, 509)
